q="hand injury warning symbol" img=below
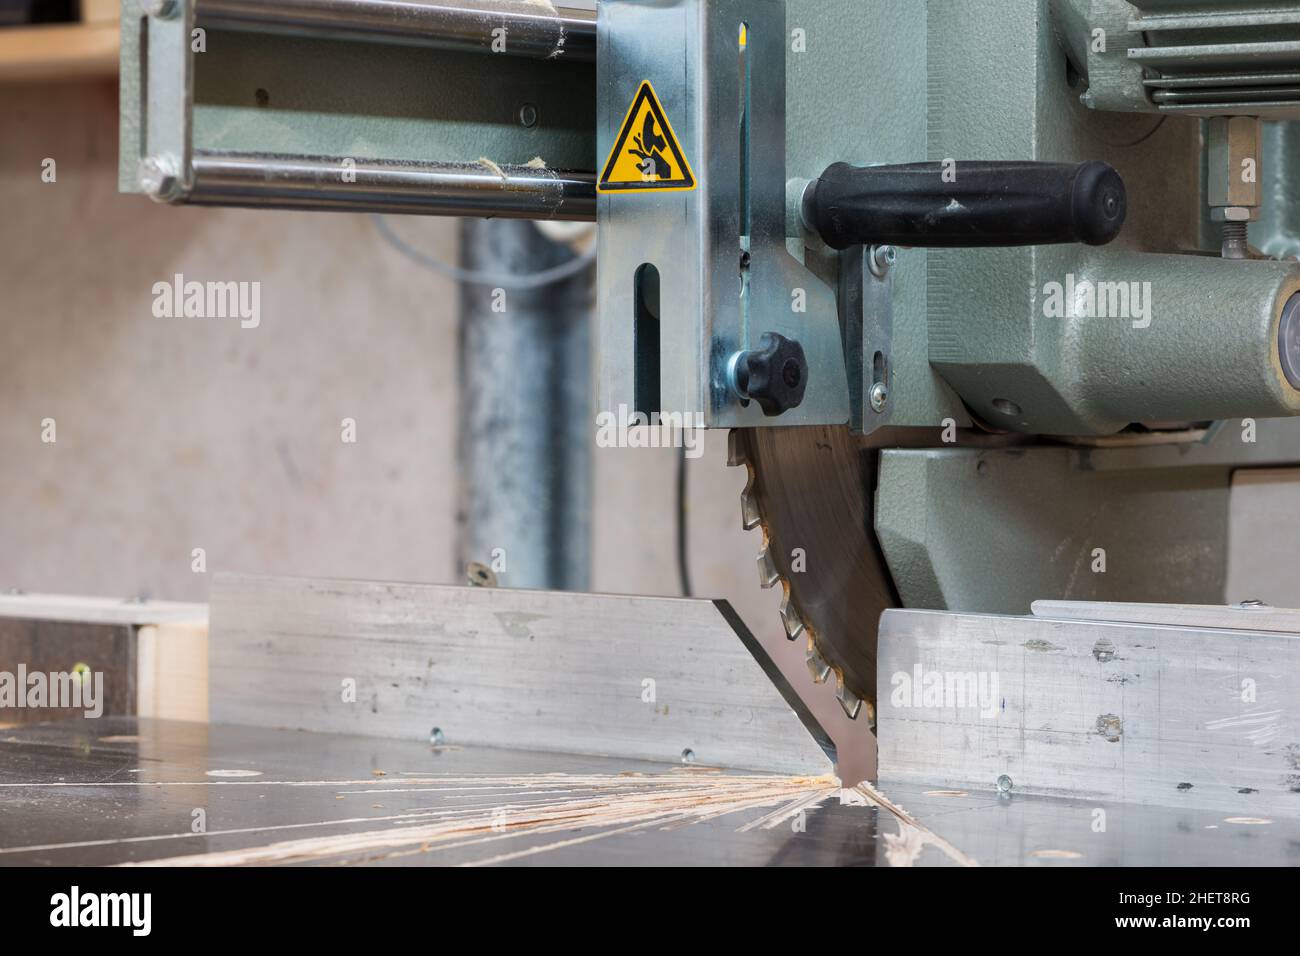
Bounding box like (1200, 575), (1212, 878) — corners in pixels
(598, 81), (696, 193)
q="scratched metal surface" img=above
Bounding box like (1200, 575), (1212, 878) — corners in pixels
(0, 719), (878, 867)
(877, 608), (1300, 818)
(870, 783), (1300, 867)
(1, 719), (1298, 866)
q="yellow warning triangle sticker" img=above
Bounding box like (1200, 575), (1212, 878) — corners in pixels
(598, 81), (696, 193)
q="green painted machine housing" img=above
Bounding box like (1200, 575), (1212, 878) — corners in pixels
(787, 0), (1300, 436)
(928, 0), (1299, 434)
(780, 0), (1300, 614)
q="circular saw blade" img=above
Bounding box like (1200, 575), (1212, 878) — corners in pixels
(729, 425), (897, 721)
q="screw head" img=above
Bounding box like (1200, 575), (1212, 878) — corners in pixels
(430, 727), (445, 746)
(681, 748), (696, 765)
(869, 381), (888, 413)
(138, 155), (183, 202)
(996, 774), (1013, 794)
(518, 103), (539, 128)
(139, 0), (178, 18)
(466, 561), (498, 588)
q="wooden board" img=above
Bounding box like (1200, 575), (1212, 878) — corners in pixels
(137, 621), (209, 723)
(0, 12), (118, 84)
(0, 619), (134, 725)
(208, 573), (829, 775)
(0, 594), (208, 724)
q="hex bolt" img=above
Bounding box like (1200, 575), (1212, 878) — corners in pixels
(138, 155), (184, 203)
(869, 244), (896, 278)
(1207, 117), (1261, 259)
(869, 381), (888, 413)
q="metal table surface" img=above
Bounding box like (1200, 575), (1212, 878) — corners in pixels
(1, 719), (1297, 866)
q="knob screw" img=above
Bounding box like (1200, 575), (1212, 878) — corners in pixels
(727, 332), (809, 417)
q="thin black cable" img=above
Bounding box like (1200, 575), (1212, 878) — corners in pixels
(676, 444), (693, 598)
(371, 214), (596, 289)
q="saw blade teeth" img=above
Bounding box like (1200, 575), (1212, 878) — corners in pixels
(835, 679), (864, 721)
(726, 429), (747, 467)
(806, 643), (832, 684)
(779, 594), (805, 641)
(740, 486), (761, 531)
(756, 547), (780, 589)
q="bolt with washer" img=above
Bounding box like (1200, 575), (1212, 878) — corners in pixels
(869, 244), (896, 278)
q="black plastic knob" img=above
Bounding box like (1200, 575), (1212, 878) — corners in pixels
(734, 332), (808, 417)
(803, 159), (1127, 250)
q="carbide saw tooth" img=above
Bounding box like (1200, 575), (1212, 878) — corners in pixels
(756, 546), (779, 589)
(732, 427), (876, 739)
(806, 643), (832, 684)
(779, 594), (805, 640)
(835, 679), (864, 721)
(726, 429), (747, 467)
(740, 486), (761, 530)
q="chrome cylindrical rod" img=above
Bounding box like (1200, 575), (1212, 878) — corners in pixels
(196, 0), (597, 61)
(188, 151), (597, 221)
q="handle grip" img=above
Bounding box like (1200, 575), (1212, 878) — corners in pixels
(803, 160), (1127, 251)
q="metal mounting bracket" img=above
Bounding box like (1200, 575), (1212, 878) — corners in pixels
(120, 0), (598, 218)
(596, 0), (849, 428)
(840, 244), (895, 434)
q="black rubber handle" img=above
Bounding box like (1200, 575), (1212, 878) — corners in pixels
(803, 160), (1127, 251)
